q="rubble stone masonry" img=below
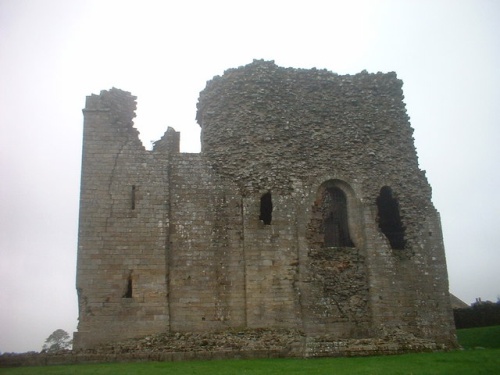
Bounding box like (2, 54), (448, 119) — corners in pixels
(74, 60), (458, 357)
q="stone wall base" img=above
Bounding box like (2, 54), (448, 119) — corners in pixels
(0, 329), (455, 367)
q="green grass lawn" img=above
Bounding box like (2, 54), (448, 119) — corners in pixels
(456, 325), (500, 349)
(2, 327), (500, 375)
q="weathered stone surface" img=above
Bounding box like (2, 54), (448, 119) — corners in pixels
(87, 328), (304, 354)
(0, 328), (449, 367)
(74, 60), (458, 358)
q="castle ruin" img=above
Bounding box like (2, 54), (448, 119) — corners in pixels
(74, 60), (457, 356)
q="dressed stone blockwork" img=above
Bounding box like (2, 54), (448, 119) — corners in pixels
(74, 60), (457, 356)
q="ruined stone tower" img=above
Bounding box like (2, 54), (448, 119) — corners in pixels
(74, 60), (457, 355)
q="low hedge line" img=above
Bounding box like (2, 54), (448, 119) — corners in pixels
(454, 302), (500, 329)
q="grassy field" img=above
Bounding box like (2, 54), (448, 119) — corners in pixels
(456, 325), (500, 349)
(1, 326), (500, 375)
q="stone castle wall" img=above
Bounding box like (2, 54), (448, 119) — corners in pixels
(74, 60), (457, 354)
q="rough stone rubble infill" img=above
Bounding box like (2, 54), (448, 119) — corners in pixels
(85, 328), (304, 354)
(0, 328), (448, 367)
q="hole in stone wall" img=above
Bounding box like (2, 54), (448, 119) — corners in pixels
(131, 185), (136, 210)
(376, 186), (406, 250)
(259, 192), (273, 225)
(322, 187), (354, 247)
(123, 272), (133, 298)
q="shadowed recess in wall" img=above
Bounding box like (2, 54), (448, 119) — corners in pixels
(123, 271), (133, 298)
(322, 187), (354, 247)
(376, 186), (405, 250)
(259, 192), (273, 225)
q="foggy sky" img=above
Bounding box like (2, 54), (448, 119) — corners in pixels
(1, 0), (499, 353)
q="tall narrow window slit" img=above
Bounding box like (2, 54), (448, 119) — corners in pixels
(259, 192), (273, 225)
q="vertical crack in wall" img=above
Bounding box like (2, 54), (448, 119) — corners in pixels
(104, 141), (128, 233)
(165, 159), (172, 331)
(241, 195), (248, 327)
(213, 191), (230, 323)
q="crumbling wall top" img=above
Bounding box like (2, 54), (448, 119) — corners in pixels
(153, 126), (180, 154)
(83, 88), (144, 150)
(196, 59), (402, 126)
(84, 88), (137, 129)
(195, 60), (416, 195)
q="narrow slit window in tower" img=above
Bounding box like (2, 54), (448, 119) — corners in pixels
(131, 185), (136, 210)
(259, 192), (273, 225)
(123, 272), (133, 298)
(322, 187), (354, 247)
(376, 186), (406, 250)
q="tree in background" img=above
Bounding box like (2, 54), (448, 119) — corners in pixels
(42, 329), (72, 352)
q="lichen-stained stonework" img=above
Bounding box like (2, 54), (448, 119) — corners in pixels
(74, 60), (458, 356)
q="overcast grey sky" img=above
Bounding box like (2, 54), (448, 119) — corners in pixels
(1, 0), (499, 353)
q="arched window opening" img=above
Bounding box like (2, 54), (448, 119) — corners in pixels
(322, 187), (354, 247)
(376, 186), (405, 250)
(259, 192), (273, 225)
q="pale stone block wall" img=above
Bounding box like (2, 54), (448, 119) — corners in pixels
(74, 61), (457, 353)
